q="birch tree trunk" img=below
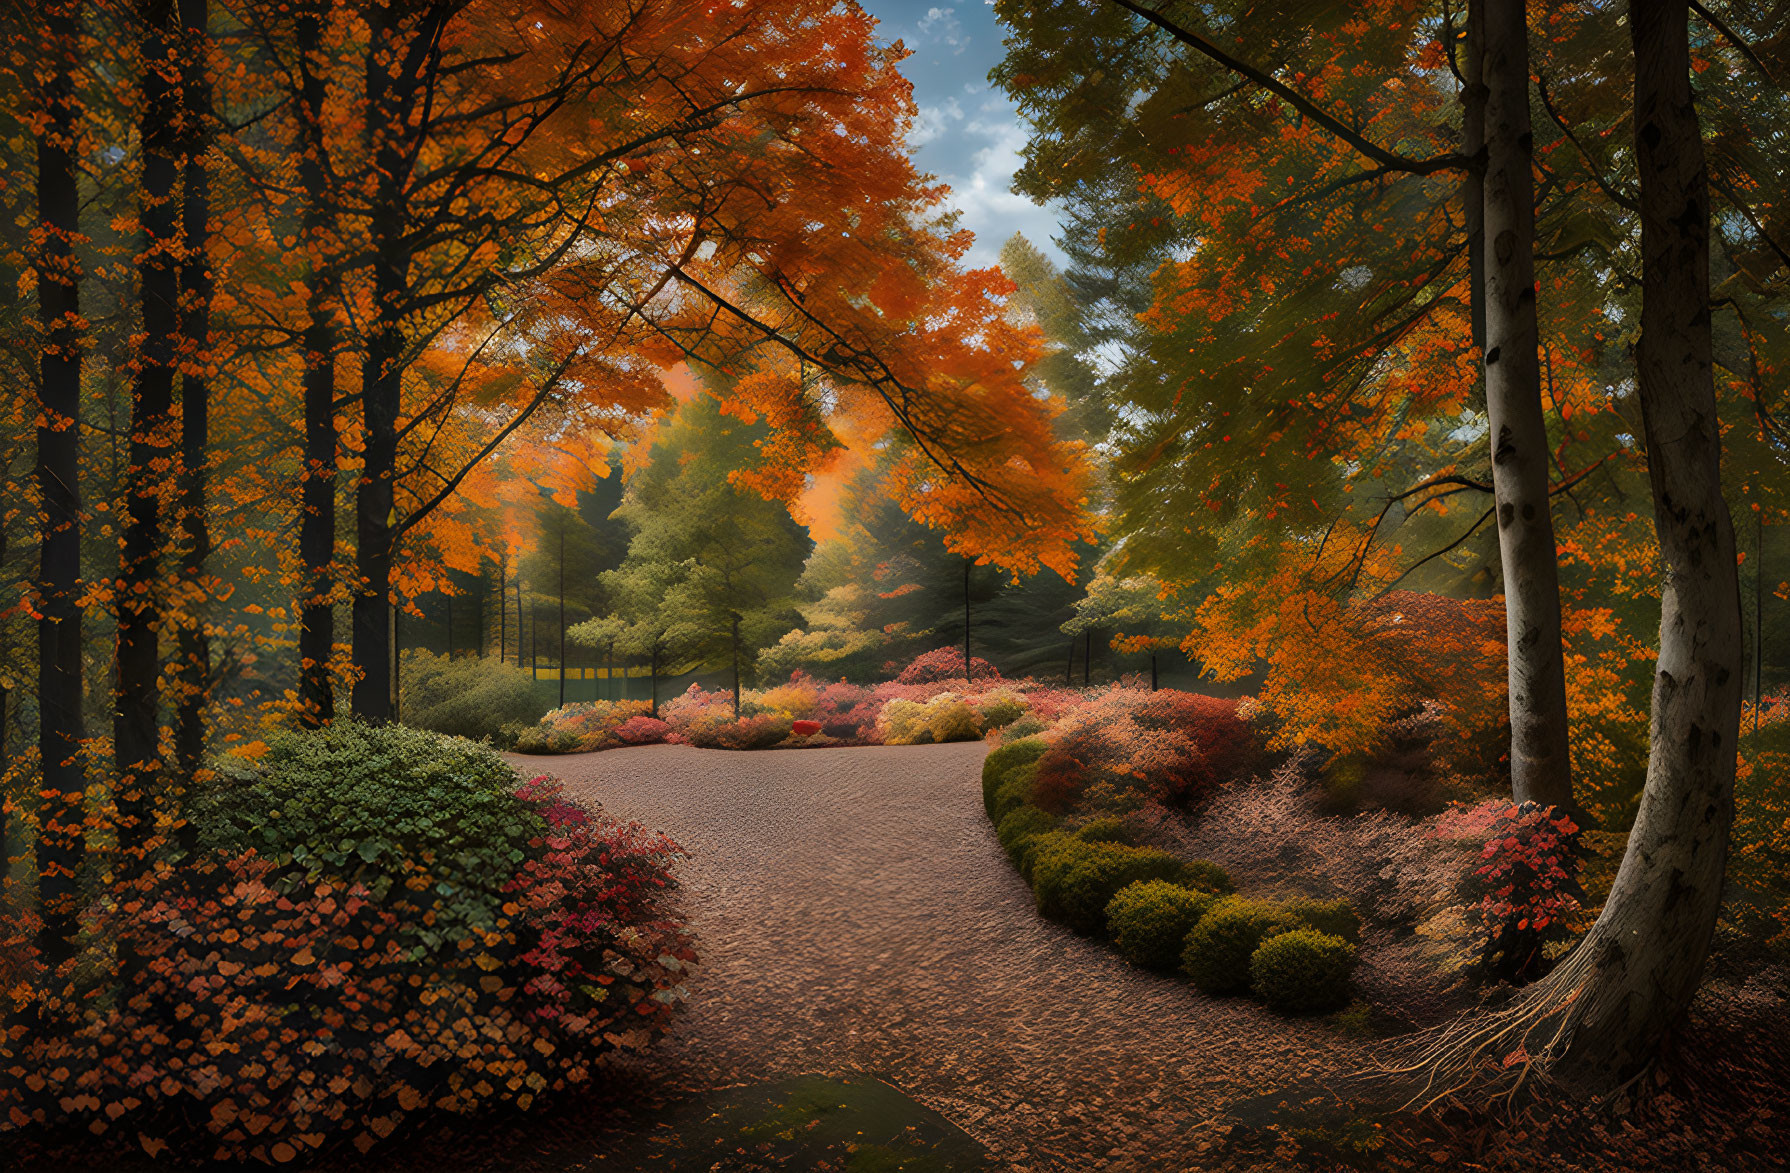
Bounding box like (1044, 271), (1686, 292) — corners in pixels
(1481, 0), (1573, 811)
(1402, 0), (1743, 1093)
(1539, 0), (1744, 1085)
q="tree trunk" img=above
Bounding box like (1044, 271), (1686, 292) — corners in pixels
(963, 558), (973, 686)
(1754, 512), (1764, 733)
(295, 0), (336, 726)
(173, 0), (212, 781)
(392, 600), (401, 723)
(607, 638), (615, 702)
(349, 4), (408, 722)
(115, 0), (182, 855)
(1083, 629), (1092, 686)
(1402, 0), (1743, 1094)
(1151, 651), (1158, 692)
(497, 552), (506, 663)
(557, 524), (566, 708)
(731, 611), (742, 717)
(36, 0), (86, 968)
(1462, 0), (1487, 358)
(1066, 639), (1074, 686)
(1481, 0), (1573, 811)
(650, 640), (660, 717)
(1537, 0), (1744, 1084)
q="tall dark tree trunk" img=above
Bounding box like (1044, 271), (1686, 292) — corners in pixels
(36, 0), (87, 968)
(650, 640), (660, 717)
(497, 552), (506, 663)
(1754, 512), (1764, 734)
(296, 0), (337, 725)
(731, 611), (742, 717)
(173, 0), (212, 781)
(1481, 0), (1573, 811)
(392, 600), (401, 722)
(557, 523), (566, 708)
(1066, 640), (1074, 686)
(1083, 629), (1092, 686)
(606, 638), (615, 702)
(963, 558), (972, 685)
(349, 2), (410, 722)
(116, 0), (182, 855)
(1405, 0), (1743, 1094)
(1150, 651), (1158, 692)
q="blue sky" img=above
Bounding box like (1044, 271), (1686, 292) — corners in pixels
(857, 1), (1068, 269)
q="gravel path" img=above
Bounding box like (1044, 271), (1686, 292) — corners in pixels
(537, 742), (1369, 1172)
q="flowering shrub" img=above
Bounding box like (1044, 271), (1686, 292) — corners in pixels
(0, 771), (693, 1165)
(1030, 690), (1257, 816)
(879, 693), (983, 745)
(1435, 799), (1583, 983)
(756, 673), (821, 719)
(513, 699), (655, 754)
(614, 715), (672, 745)
(894, 646), (1001, 685)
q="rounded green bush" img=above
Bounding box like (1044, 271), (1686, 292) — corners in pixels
(1074, 816), (1132, 845)
(1180, 897), (1304, 995)
(190, 721), (542, 951)
(996, 805), (1060, 864)
(1249, 929), (1357, 1013)
(1015, 829), (1072, 883)
(1176, 858), (1234, 894)
(982, 737), (1049, 819)
(1106, 880), (1218, 970)
(1032, 840), (1187, 935)
(1288, 897), (1361, 943)
(1001, 715), (1049, 743)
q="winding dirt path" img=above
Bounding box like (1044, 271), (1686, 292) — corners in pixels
(537, 742), (1366, 1172)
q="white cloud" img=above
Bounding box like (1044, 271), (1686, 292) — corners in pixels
(937, 109), (1065, 268)
(909, 96), (964, 148)
(917, 6), (968, 55)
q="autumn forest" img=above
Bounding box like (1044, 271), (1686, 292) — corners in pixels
(1, 0), (1787, 1170)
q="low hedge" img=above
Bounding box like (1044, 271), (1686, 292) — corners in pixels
(1032, 838), (1190, 935)
(996, 806), (1061, 864)
(1181, 897), (1305, 995)
(1250, 928), (1357, 1013)
(1287, 897), (1361, 944)
(982, 737), (1049, 820)
(1106, 880), (1218, 970)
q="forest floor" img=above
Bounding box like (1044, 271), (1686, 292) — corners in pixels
(473, 741), (1373, 1172)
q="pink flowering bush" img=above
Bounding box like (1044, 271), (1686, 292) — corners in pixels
(1031, 690), (1258, 815)
(894, 646), (1002, 685)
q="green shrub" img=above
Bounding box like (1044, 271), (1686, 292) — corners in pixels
(1176, 858), (1234, 894)
(982, 736), (1049, 819)
(1001, 714), (1049, 743)
(1032, 839), (1187, 935)
(995, 805), (1060, 864)
(976, 691), (1028, 730)
(1180, 897), (1303, 995)
(190, 721), (542, 951)
(399, 648), (546, 742)
(1074, 816), (1133, 845)
(1106, 880), (1218, 970)
(1289, 897), (1361, 943)
(1014, 829), (1071, 883)
(1250, 929), (1357, 1013)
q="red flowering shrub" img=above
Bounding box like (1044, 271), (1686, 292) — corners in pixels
(1031, 690), (1258, 816)
(614, 715), (672, 745)
(894, 646), (1001, 685)
(0, 776), (694, 1164)
(1436, 799), (1583, 982)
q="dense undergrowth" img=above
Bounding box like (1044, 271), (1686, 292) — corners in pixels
(0, 724), (693, 1165)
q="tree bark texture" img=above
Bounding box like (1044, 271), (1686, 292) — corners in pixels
(116, 0), (181, 852)
(36, 0), (87, 967)
(296, 0), (337, 726)
(1481, 0), (1573, 811)
(1544, 0), (1743, 1086)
